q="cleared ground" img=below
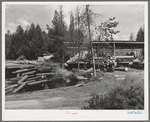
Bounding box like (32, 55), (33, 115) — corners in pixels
(5, 68), (144, 109)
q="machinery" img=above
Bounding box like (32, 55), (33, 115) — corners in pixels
(100, 58), (115, 72)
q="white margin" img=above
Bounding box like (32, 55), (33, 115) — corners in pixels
(2, 1), (149, 121)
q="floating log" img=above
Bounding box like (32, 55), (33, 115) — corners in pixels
(18, 75), (28, 84)
(12, 68), (37, 74)
(5, 84), (18, 90)
(13, 82), (27, 93)
(27, 80), (48, 86)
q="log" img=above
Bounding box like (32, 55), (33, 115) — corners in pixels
(76, 76), (87, 80)
(13, 82), (27, 93)
(5, 89), (12, 94)
(115, 67), (128, 71)
(27, 80), (48, 86)
(8, 75), (35, 82)
(36, 73), (54, 76)
(18, 75), (28, 84)
(24, 80), (36, 84)
(22, 71), (36, 76)
(5, 85), (18, 94)
(26, 76), (42, 81)
(17, 73), (21, 77)
(12, 68), (37, 74)
(5, 84), (18, 90)
(5, 81), (16, 84)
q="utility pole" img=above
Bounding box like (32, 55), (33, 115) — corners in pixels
(86, 5), (96, 78)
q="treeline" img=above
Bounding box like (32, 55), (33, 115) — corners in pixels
(5, 5), (84, 62)
(5, 5), (145, 62)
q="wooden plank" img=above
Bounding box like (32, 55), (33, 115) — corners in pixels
(18, 75), (28, 84)
(13, 83), (27, 93)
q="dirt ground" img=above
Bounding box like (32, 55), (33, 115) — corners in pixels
(5, 68), (144, 109)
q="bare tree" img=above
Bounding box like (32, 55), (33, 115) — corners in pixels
(85, 5), (96, 78)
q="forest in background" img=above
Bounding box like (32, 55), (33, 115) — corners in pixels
(5, 5), (144, 62)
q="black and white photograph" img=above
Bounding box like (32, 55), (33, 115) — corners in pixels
(2, 1), (148, 121)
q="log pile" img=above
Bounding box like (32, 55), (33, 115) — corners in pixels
(5, 67), (54, 95)
(5, 66), (90, 95)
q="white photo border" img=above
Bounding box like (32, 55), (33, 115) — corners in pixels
(2, 1), (149, 121)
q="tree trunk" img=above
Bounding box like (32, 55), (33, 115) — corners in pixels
(86, 5), (96, 78)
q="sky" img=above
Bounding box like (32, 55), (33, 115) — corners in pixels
(5, 3), (145, 40)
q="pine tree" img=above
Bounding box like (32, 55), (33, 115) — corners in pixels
(5, 30), (11, 59)
(28, 23), (36, 41)
(51, 6), (69, 65)
(136, 26), (144, 61)
(8, 34), (19, 59)
(136, 27), (144, 42)
(52, 10), (60, 36)
(129, 32), (134, 41)
(69, 11), (74, 41)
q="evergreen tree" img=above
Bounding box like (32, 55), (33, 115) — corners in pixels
(136, 26), (144, 61)
(136, 26), (144, 42)
(52, 10), (60, 36)
(69, 11), (75, 41)
(5, 30), (11, 59)
(8, 34), (19, 59)
(28, 23), (36, 41)
(50, 6), (69, 64)
(129, 32), (134, 41)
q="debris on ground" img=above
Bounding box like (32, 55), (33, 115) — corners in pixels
(115, 67), (128, 72)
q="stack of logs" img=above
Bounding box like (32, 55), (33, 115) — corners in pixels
(5, 67), (91, 95)
(5, 67), (54, 95)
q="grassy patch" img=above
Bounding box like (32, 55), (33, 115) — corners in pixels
(81, 75), (144, 109)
